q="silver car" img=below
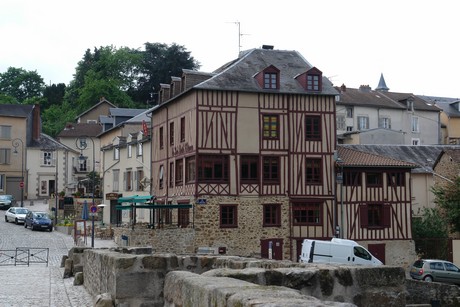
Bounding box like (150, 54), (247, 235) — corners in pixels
(5, 207), (29, 224)
(0, 195), (16, 210)
(410, 259), (460, 285)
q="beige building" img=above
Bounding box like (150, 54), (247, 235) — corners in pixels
(99, 110), (152, 226)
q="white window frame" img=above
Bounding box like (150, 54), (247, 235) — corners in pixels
(137, 142), (143, 156)
(357, 116), (369, 130)
(412, 116), (419, 132)
(379, 117), (391, 129)
(128, 144), (132, 158)
(346, 107), (353, 118)
(114, 147), (120, 160)
(113, 169), (119, 192)
(0, 148), (11, 164)
(42, 151), (54, 166)
(337, 115), (346, 130)
(0, 125), (12, 139)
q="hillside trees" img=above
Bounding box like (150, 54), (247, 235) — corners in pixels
(0, 67), (45, 103)
(1, 42), (200, 137)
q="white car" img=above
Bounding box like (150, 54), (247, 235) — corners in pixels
(5, 207), (29, 224)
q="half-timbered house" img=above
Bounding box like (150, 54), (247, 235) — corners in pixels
(335, 146), (418, 265)
(149, 46), (339, 260)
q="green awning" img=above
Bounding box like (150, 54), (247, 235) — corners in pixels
(116, 203), (192, 210)
(117, 195), (154, 204)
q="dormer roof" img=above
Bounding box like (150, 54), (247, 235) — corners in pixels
(194, 48), (337, 96)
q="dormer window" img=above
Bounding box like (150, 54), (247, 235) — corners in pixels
(255, 65), (280, 90)
(264, 72), (277, 89)
(296, 67), (322, 92)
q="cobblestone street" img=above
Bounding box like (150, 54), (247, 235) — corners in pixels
(0, 200), (116, 306)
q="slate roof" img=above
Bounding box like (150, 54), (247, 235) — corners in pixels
(195, 48), (338, 96)
(57, 123), (102, 138)
(29, 133), (78, 153)
(338, 144), (460, 173)
(336, 87), (440, 112)
(0, 104), (34, 117)
(109, 108), (147, 117)
(337, 146), (417, 168)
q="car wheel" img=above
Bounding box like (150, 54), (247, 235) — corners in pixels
(24, 223), (27, 228)
(424, 275), (433, 282)
(4, 216), (7, 222)
(15, 218), (18, 225)
(49, 227), (53, 232)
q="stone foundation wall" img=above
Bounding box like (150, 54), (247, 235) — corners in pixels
(70, 248), (458, 307)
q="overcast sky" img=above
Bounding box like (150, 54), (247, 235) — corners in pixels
(1, 0), (459, 98)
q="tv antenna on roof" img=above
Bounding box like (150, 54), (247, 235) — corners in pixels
(227, 21), (249, 55)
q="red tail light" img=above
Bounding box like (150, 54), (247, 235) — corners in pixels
(418, 269), (424, 275)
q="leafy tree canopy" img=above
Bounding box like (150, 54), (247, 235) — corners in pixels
(0, 67), (45, 103)
(412, 207), (448, 238)
(432, 177), (460, 233)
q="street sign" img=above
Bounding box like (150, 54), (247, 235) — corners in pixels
(90, 205), (97, 213)
(19, 181), (24, 188)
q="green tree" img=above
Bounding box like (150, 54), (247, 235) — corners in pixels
(0, 67), (45, 103)
(135, 42), (200, 105)
(42, 83), (66, 110)
(41, 102), (77, 137)
(412, 207), (448, 238)
(432, 177), (460, 233)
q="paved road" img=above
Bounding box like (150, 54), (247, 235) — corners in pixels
(0, 200), (117, 306)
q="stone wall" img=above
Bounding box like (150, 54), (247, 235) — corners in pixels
(69, 247), (458, 307)
(109, 194), (416, 267)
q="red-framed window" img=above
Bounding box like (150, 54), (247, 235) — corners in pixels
(292, 202), (322, 225)
(220, 204), (238, 228)
(175, 158), (183, 185)
(264, 72), (278, 89)
(343, 171), (361, 186)
(180, 117), (185, 142)
(169, 122), (174, 146)
(360, 203), (391, 228)
(306, 158), (322, 184)
(262, 114), (279, 139)
(387, 171), (405, 187)
(263, 204), (281, 227)
(307, 73), (321, 91)
(197, 155), (229, 182)
(159, 126), (164, 149)
(366, 172), (383, 187)
(241, 155), (259, 183)
(305, 115), (321, 140)
(263, 156), (279, 184)
(169, 162), (174, 188)
(185, 156), (195, 183)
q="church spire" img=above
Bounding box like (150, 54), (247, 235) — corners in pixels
(376, 73), (389, 92)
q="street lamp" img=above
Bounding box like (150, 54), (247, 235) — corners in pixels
(12, 138), (24, 207)
(76, 136), (95, 248)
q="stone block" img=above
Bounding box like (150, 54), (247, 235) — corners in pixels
(73, 272), (84, 285)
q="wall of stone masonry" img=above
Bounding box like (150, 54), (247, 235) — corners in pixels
(75, 248), (453, 307)
(405, 278), (460, 306)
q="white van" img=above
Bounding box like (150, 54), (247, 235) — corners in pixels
(299, 238), (383, 266)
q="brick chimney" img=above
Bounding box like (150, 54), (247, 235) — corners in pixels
(32, 104), (41, 141)
(340, 84), (346, 92)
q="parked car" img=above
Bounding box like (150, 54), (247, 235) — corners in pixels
(410, 259), (460, 285)
(24, 211), (53, 231)
(0, 195), (16, 210)
(5, 207), (29, 224)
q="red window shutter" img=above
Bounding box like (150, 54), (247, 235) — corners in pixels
(359, 204), (368, 228)
(383, 204), (391, 227)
